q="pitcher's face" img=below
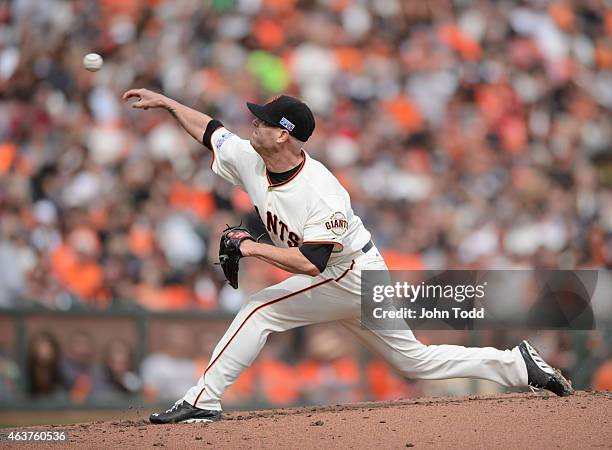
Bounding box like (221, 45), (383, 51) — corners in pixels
(249, 118), (286, 152)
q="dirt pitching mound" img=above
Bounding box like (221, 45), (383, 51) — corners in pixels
(3, 391), (611, 449)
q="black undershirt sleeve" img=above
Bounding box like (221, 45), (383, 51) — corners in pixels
(299, 243), (334, 273)
(202, 119), (224, 150)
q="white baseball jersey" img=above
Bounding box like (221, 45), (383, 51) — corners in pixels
(178, 124), (530, 413)
(209, 126), (371, 266)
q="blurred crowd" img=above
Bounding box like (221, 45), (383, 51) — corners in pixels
(1, 326), (610, 406)
(0, 0), (612, 404)
(0, 0), (611, 311)
(0, 325), (418, 406)
(0, 329), (142, 403)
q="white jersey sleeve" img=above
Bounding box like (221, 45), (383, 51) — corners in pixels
(302, 195), (349, 252)
(209, 126), (258, 189)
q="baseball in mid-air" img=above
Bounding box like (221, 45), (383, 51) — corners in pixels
(83, 53), (103, 72)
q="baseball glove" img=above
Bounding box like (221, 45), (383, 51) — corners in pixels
(218, 224), (255, 289)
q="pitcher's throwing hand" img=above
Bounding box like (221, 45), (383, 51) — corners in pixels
(122, 88), (168, 110)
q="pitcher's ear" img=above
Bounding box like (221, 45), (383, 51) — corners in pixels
(277, 129), (290, 144)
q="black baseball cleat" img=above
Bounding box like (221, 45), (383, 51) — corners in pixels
(149, 400), (222, 424)
(519, 340), (574, 397)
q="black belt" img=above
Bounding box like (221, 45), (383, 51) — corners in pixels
(361, 240), (374, 253)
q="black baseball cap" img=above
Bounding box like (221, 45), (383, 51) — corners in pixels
(247, 95), (315, 142)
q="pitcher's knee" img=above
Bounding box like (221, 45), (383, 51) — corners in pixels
(386, 340), (436, 377)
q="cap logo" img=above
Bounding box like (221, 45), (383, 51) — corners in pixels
(279, 117), (295, 131)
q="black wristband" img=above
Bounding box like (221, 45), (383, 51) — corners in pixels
(202, 119), (224, 150)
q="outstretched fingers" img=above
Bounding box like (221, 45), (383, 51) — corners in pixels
(122, 89), (151, 109)
(122, 89), (143, 101)
(122, 88), (162, 110)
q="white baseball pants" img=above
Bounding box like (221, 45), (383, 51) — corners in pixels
(182, 247), (528, 410)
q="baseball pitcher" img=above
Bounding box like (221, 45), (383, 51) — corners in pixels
(122, 89), (573, 424)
